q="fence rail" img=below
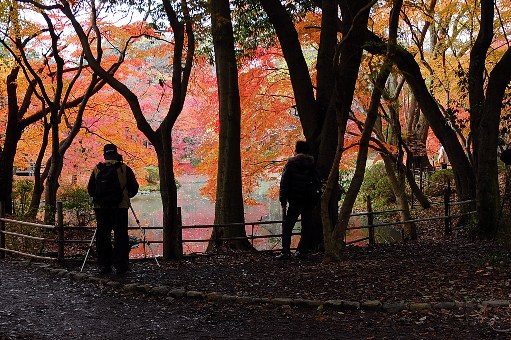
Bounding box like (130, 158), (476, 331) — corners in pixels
(0, 187), (476, 260)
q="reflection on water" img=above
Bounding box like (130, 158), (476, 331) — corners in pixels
(128, 175), (287, 256)
(127, 175), (389, 257)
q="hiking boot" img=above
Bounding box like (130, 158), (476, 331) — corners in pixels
(275, 253), (291, 260)
(293, 251), (308, 259)
(114, 266), (129, 275)
(98, 266), (112, 274)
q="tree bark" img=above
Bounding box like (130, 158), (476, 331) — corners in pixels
(476, 47), (511, 237)
(258, 0), (340, 250)
(322, 0), (376, 262)
(208, 0), (251, 251)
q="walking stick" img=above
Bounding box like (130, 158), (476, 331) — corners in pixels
(80, 228), (97, 272)
(129, 205), (160, 267)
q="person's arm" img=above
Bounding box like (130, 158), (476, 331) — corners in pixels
(126, 166), (139, 198)
(279, 163), (290, 207)
(87, 170), (96, 197)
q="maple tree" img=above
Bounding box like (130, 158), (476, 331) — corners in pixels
(193, 51), (302, 204)
(37, 0), (197, 260)
(0, 2), (135, 223)
(1, 0), (510, 259)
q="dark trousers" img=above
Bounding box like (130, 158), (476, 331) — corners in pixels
(94, 208), (130, 271)
(282, 201), (313, 254)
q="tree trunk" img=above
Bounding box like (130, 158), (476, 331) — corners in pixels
(0, 67), (23, 214)
(43, 111), (62, 224)
(155, 135), (181, 259)
(476, 48), (511, 238)
(382, 155), (416, 240)
(208, 0), (251, 251)
(322, 0), (375, 262)
(0, 127), (20, 215)
(364, 30), (476, 202)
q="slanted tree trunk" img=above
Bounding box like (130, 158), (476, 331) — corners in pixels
(28, 118), (50, 218)
(322, 0), (376, 262)
(259, 0), (339, 251)
(207, 0), (251, 251)
(468, 1), (511, 238)
(364, 30), (476, 204)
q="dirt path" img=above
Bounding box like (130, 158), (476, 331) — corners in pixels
(1, 257), (510, 339)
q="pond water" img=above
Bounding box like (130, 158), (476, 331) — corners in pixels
(127, 175), (401, 258)
(128, 175), (286, 256)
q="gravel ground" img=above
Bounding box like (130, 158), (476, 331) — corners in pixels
(1, 237), (511, 339)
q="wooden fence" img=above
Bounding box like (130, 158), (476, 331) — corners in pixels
(0, 190), (476, 261)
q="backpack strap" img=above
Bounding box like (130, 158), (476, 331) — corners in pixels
(94, 162), (105, 177)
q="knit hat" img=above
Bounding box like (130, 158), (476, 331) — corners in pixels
(103, 143), (118, 156)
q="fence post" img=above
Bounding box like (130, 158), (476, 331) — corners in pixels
(177, 207), (183, 255)
(444, 181), (451, 235)
(57, 201), (64, 261)
(0, 201), (5, 258)
(251, 223), (255, 248)
(367, 195), (375, 245)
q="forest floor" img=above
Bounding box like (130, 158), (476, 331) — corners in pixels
(1, 228), (511, 339)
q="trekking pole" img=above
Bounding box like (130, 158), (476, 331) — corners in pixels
(80, 228), (97, 272)
(129, 205), (160, 267)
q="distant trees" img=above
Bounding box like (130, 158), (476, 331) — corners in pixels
(1, 0), (510, 260)
(25, 0), (196, 259)
(0, 7), (114, 220)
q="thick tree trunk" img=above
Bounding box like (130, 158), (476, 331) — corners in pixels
(0, 67), (23, 214)
(0, 128), (20, 215)
(0, 117), (19, 215)
(476, 48), (511, 238)
(155, 135), (181, 259)
(208, 0), (250, 251)
(322, 1), (376, 262)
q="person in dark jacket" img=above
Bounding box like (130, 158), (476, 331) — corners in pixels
(277, 140), (316, 259)
(87, 144), (139, 274)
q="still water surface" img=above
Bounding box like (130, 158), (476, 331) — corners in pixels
(128, 175), (286, 256)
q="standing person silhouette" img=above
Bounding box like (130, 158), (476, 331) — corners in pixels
(277, 140), (317, 259)
(87, 144), (139, 274)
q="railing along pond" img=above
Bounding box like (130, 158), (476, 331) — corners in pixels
(0, 189), (476, 261)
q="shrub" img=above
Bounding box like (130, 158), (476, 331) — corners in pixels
(426, 169), (455, 197)
(145, 166), (159, 185)
(58, 185), (94, 226)
(12, 179), (34, 216)
(358, 162), (395, 211)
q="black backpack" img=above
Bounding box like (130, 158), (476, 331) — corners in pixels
(93, 162), (124, 206)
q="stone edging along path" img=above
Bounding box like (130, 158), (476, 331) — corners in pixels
(35, 263), (510, 313)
